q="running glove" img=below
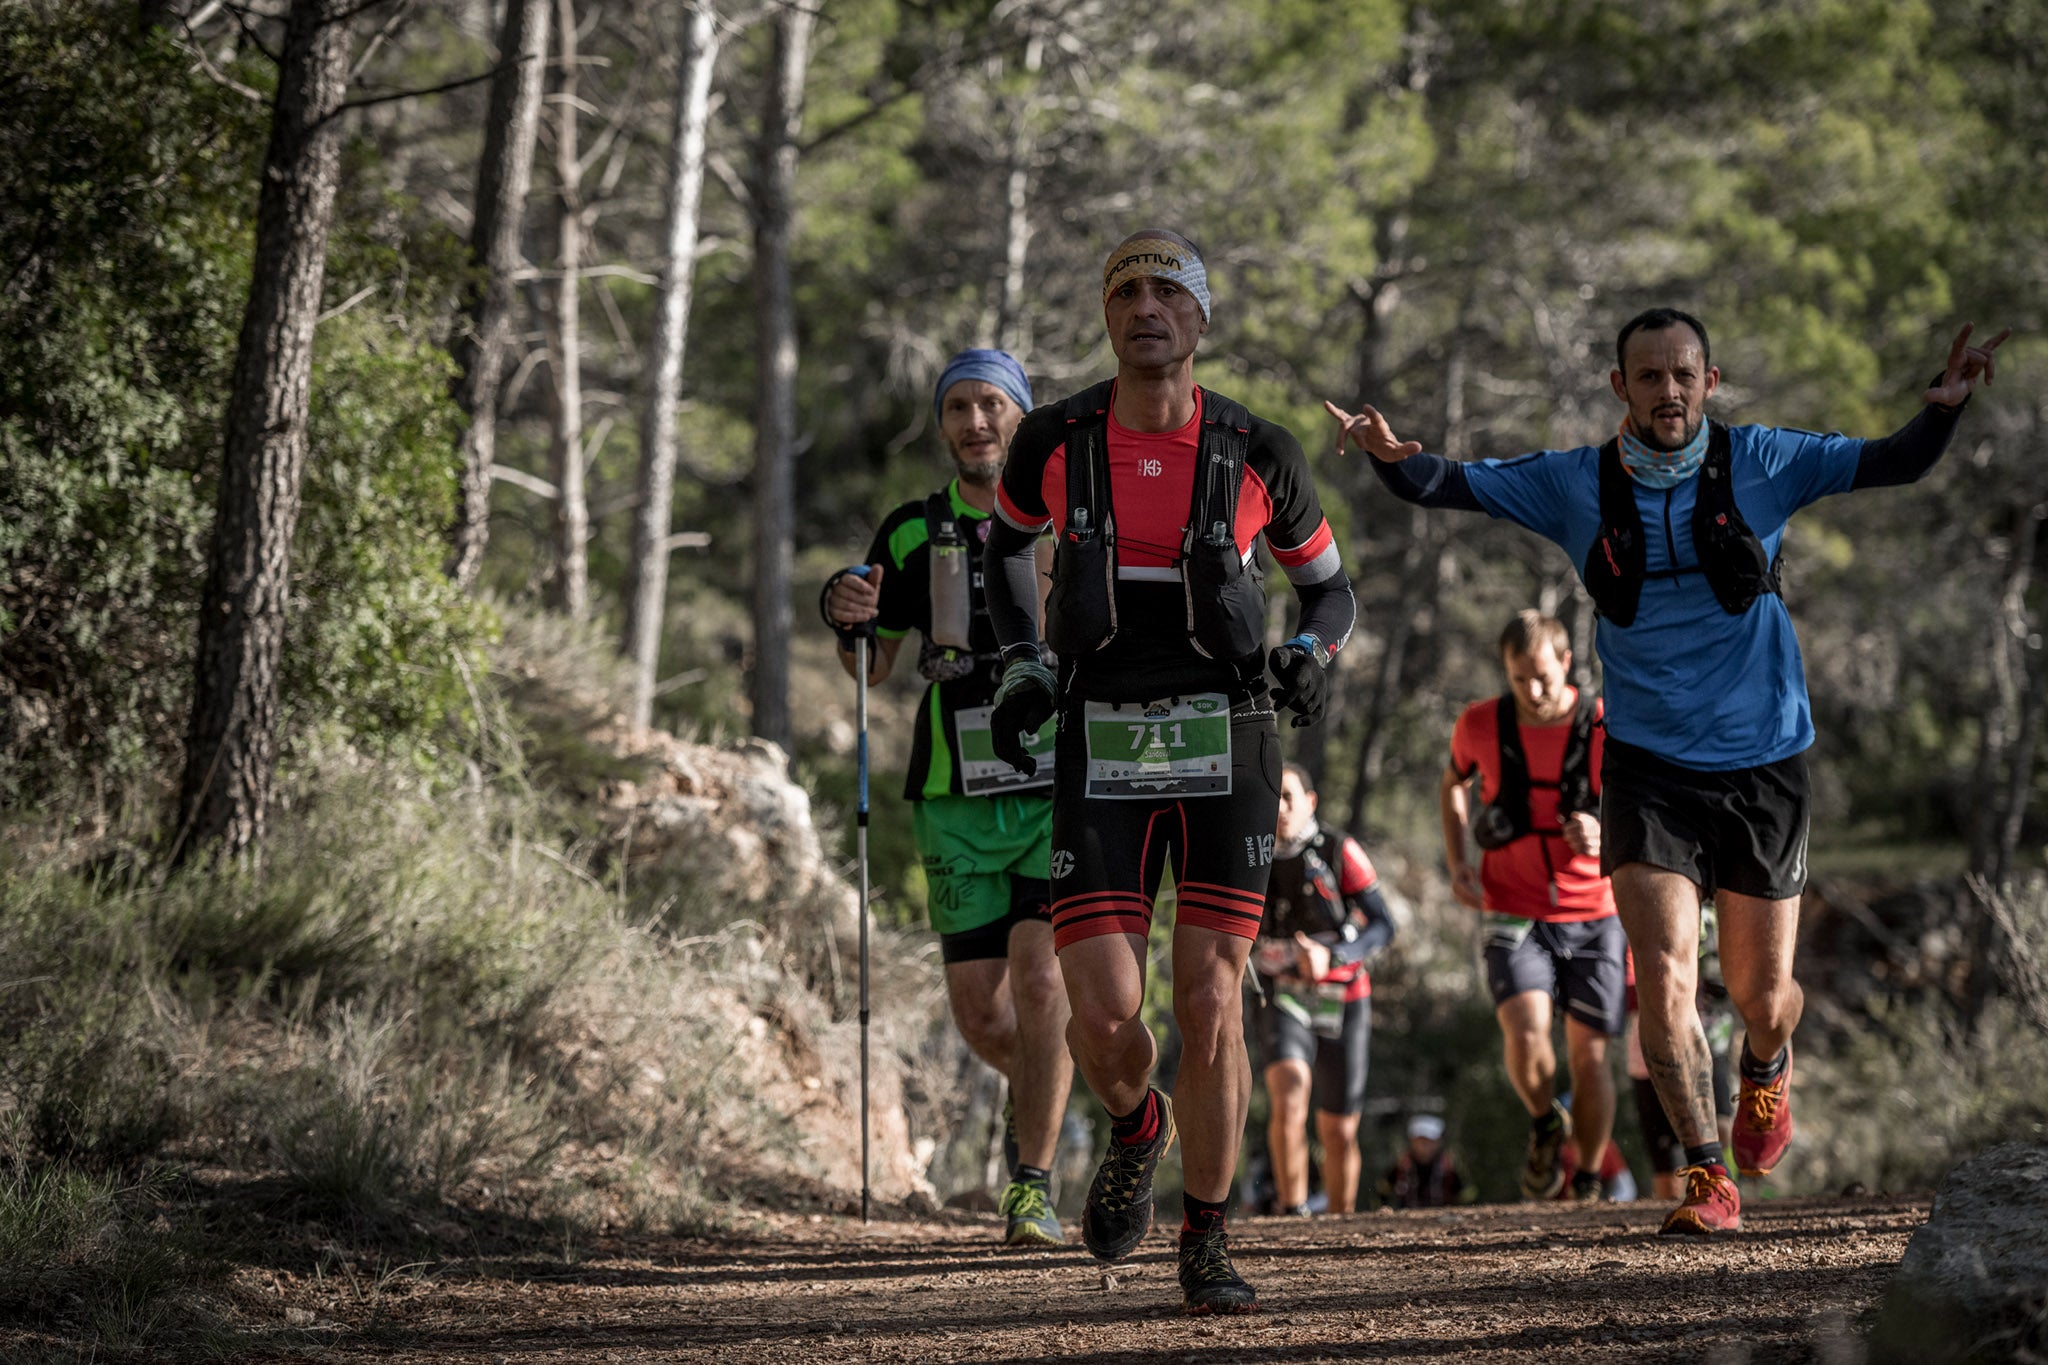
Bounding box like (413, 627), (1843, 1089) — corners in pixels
(1268, 635), (1328, 729)
(989, 657), (1057, 777)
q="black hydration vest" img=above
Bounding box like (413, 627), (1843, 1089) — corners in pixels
(1042, 381), (1267, 662)
(1470, 692), (1598, 851)
(1582, 421), (1782, 627)
(1263, 828), (1350, 940)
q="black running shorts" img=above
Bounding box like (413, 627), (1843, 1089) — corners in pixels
(1250, 989), (1371, 1116)
(1047, 704), (1282, 950)
(937, 877), (1052, 964)
(1481, 914), (1628, 1036)
(1600, 738), (1811, 901)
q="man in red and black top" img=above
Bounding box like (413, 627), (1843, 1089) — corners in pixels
(1252, 763), (1394, 1216)
(1440, 610), (1621, 1202)
(980, 228), (1355, 1315)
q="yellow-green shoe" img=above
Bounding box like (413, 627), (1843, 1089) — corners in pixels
(999, 1179), (1064, 1247)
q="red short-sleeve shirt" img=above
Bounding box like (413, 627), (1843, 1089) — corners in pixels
(1450, 690), (1616, 921)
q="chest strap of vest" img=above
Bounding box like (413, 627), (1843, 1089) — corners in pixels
(1583, 422), (1781, 626)
(1490, 691), (1599, 842)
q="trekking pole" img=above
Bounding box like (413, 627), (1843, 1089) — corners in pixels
(851, 574), (874, 1225)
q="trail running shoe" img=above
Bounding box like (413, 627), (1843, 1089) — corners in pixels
(1178, 1227), (1259, 1315)
(999, 1179), (1064, 1247)
(1659, 1164), (1742, 1236)
(1519, 1100), (1571, 1201)
(1733, 1052), (1794, 1177)
(1080, 1089), (1175, 1262)
(1568, 1169), (1605, 1202)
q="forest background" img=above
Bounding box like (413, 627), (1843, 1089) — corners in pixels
(1, 0), (2046, 1354)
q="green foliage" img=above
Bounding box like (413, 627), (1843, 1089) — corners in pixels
(0, 5), (489, 806)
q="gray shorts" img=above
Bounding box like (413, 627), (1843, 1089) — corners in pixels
(1481, 914), (1627, 1036)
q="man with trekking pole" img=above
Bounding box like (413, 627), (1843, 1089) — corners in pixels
(821, 349), (1073, 1245)
(1329, 311), (2008, 1234)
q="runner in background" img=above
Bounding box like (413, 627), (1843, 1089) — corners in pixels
(1440, 611), (1623, 1201)
(821, 349), (1072, 1246)
(1379, 1115), (1479, 1209)
(1250, 763), (1395, 1216)
(981, 228), (1356, 1314)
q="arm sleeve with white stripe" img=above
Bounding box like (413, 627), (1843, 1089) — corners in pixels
(1250, 418), (1356, 652)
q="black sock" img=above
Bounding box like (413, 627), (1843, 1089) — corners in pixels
(1684, 1142), (1726, 1172)
(1740, 1043), (1788, 1085)
(1183, 1192), (1227, 1236)
(1014, 1164), (1050, 1187)
(1109, 1089), (1159, 1145)
(1532, 1104), (1565, 1136)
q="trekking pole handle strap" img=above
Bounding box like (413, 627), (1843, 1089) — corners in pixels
(821, 564), (876, 645)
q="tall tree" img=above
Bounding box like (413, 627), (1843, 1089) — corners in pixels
(445, 0), (550, 589)
(175, 0), (352, 860)
(622, 0), (722, 731)
(746, 0), (816, 750)
(543, 0), (589, 619)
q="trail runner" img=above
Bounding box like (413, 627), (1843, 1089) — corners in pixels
(1440, 610), (1621, 1201)
(981, 229), (1356, 1311)
(821, 349), (1073, 1246)
(1330, 311), (2007, 1234)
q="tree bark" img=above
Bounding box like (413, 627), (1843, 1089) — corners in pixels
(446, 0), (550, 590)
(622, 0), (721, 732)
(174, 0), (352, 862)
(544, 0), (588, 619)
(989, 34), (1041, 353)
(746, 0), (816, 750)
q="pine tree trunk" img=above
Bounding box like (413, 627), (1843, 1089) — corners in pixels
(174, 0), (351, 862)
(622, 0), (721, 732)
(747, 1), (815, 750)
(544, 0), (588, 620)
(446, 0), (550, 589)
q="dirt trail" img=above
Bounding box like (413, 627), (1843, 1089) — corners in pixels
(233, 1193), (1923, 1363)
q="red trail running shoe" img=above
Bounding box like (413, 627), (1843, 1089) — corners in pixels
(1732, 1052), (1794, 1177)
(1659, 1164), (1742, 1236)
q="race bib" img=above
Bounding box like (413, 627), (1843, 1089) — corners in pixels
(1277, 981), (1348, 1039)
(1082, 694), (1231, 799)
(1481, 912), (1535, 953)
(953, 705), (1055, 796)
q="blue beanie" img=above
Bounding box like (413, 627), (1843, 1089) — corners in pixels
(932, 348), (1032, 424)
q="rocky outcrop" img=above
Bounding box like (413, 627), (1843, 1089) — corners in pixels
(1874, 1142), (2048, 1363)
(596, 726), (940, 1207)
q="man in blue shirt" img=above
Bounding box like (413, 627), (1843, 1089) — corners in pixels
(1326, 311), (2006, 1234)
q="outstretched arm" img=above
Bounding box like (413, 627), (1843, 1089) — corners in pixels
(1323, 400), (1485, 512)
(1854, 323), (2011, 490)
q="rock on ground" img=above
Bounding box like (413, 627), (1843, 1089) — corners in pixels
(1874, 1141), (2048, 1363)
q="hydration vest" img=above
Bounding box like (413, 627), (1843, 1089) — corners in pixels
(1042, 381), (1267, 662)
(1582, 421), (1782, 627)
(1471, 691), (1598, 850)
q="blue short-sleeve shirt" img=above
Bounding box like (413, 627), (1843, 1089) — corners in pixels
(1464, 424), (1864, 771)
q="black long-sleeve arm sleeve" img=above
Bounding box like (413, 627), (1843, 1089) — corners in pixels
(1368, 452), (1486, 511)
(1330, 883), (1395, 967)
(1852, 397), (1966, 490)
(982, 516), (1045, 664)
(1292, 569), (1356, 653)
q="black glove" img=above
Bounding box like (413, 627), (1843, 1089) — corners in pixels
(1268, 634), (1328, 729)
(819, 565), (874, 649)
(989, 657), (1057, 777)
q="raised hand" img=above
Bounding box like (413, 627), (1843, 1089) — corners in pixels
(1924, 323), (2012, 408)
(1323, 399), (1424, 462)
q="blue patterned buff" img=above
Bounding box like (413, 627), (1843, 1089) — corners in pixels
(932, 348), (1033, 422)
(1617, 415), (1710, 489)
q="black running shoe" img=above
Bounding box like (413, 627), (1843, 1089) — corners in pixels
(1568, 1169), (1605, 1202)
(1080, 1089), (1175, 1262)
(1178, 1227), (1258, 1315)
(1519, 1100), (1571, 1201)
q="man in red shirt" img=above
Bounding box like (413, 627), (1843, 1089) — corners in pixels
(1439, 610), (1622, 1201)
